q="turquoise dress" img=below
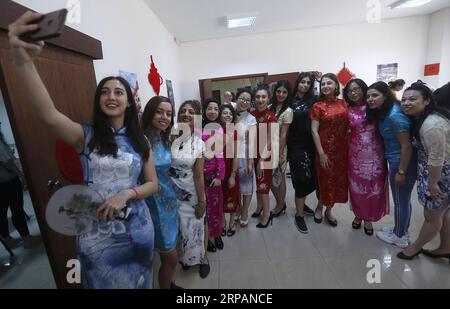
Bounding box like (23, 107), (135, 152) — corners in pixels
(77, 125), (154, 289)
(145, 135), (178, 252)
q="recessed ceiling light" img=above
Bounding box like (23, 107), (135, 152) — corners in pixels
(226, 13), (258, 29)
(388, 0), (433, 9)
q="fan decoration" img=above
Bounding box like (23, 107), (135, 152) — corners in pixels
(148, 55), (163, 95)
(337, 62), (356, 86)
(55, 139), (83, 184)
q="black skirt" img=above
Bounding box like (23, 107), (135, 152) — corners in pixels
(287, 147), (317, 198)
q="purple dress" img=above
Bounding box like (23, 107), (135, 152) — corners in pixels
(202, 127), (225, 238)
(348, 105), (389, 221)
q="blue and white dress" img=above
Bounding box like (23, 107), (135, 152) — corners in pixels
(77, 124), (154, 289)
(145, 135), (178, 252)
(170, 135), (206, 266)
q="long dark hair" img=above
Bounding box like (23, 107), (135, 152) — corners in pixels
(141, 96), (174, 150)
(293, 72), (316, 103)
(88, 76), (149, 160)
(269, 80), (292, 118)
(365, 81), (398, 124)
(319, 73), (340, 100)
(405, 81), (450, 141)
(343, 79), (368, 107)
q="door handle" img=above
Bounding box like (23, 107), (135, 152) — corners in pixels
(47, 180), (62, 190)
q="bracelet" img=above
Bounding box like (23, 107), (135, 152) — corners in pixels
(130, 188), (139, 200)
(198, 201), (205, 204)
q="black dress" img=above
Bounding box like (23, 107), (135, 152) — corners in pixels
(287, 96), (318, 198)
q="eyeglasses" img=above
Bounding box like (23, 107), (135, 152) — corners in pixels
(238, 98), (251, 104)
(347, 87), (361, 94)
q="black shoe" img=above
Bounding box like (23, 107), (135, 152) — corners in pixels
(325, 211), (337, 227)
(251, 209), (263, 218)
(363, 222), (373, 236)
(352, 218), (362, 229)
(170, 281), (183, 289)
(214, 236), (224, 250)
(303, 205), (314, 216)
(256, 215), (273, 228)
(207, 240), (216, 252)
(271, 204), (287, 218)
(227, 223), (236, 237)
(221, 228), (226, 237)
(294, 215), (308, 234)
(313, 208), (323, 224)
(397, 250), (422, 260)
(199, 263), (210, 279)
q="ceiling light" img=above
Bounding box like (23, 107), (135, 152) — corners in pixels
(388, 0), (433, 9)
(227, 13), (257, 29)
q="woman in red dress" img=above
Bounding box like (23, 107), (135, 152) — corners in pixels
(220, 104), (240, 237)
(311, 73), (349, 227)
(250, 85), (278, 228)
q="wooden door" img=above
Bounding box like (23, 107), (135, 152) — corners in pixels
(0, 1), (102, 288)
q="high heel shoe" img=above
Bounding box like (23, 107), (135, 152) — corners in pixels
(422, 249), (450, 263)
(325, 210), (337, 227)
(397, 249), (422, 260)
(251, 209), (263, 218)
(271, 204), (287, 218)
(207, 239), (216, 252)
(313, 208), (323, 224)
(256, 215), (273, 228)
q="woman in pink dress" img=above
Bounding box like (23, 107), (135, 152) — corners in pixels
(345, 79), (389, 235)
(202, 98), (226, 252)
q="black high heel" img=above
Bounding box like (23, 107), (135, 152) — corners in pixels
(397, 249), (422, 260)
(325, 210), (337, 227)
(207, 239), (216, 252)
(251, 209), (263, 218)
(271, 204), (287, 218)
(256, 215), (273, 228)
(422, 249), (450, 263)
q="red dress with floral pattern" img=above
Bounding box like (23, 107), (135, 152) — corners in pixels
(310, 98), (349, 207)
(250, 108), (278, 194)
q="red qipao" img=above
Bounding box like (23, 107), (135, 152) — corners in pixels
(310, 98), (349, 207)
(250, 108), (278, 194)
(222, 128), (240, 213)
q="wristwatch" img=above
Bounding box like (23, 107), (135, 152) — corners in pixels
(397, 169), (405, 175)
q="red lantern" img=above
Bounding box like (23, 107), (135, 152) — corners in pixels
(337, 62), (355, 86)
(148, 55), (163, 95)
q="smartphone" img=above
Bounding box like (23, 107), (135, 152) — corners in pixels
(20, 9), (68, 43)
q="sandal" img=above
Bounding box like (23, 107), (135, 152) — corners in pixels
(239, 219), (248, 228)
(352, 218), (362, 229)
(227, 222), (236, 237)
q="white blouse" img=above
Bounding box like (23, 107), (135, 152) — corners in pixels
(420, 113), (450, 167)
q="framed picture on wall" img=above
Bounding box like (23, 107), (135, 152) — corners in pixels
(377, 63), (398, 82)
(166, 79), (175, 105)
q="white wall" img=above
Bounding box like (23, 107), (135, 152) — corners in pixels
(13, 0), (183, 107)
(424, 8), (450, 88)
(180, 16), (430, 100)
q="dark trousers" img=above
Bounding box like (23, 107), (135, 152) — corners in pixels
(0, 176), (29, 238)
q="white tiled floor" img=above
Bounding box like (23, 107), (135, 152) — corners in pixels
(1, 180), (449, 289)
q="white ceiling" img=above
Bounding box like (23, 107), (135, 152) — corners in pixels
(144, 0), (450, 43)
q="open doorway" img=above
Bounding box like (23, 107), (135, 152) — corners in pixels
(0, 88), (55, 288)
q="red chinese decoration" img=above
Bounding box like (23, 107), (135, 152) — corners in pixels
(337, 62), (355, 86)
(55, 139), (83, 184)
(424, 63), (440, 76)
(148, 55), (163, 95)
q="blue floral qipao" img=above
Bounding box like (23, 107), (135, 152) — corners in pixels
(77, 124), (154, 289)
(145, 135), (178, 252)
